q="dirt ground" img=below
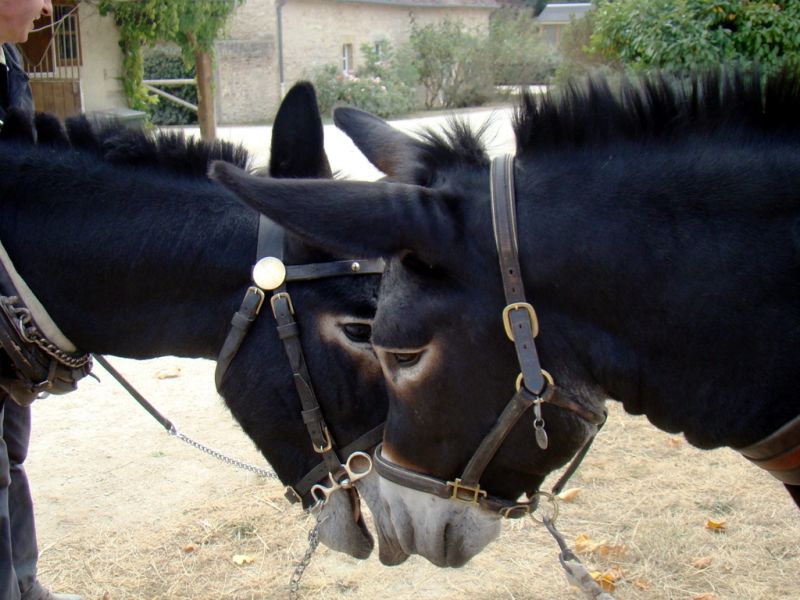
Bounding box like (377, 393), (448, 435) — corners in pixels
(27, 358), (800, 600)
(24, 111), (800, 599)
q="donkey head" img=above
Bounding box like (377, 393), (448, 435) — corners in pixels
(212, 106), (600, 567)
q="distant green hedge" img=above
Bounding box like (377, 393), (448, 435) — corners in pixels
(143, 50), (198, 126)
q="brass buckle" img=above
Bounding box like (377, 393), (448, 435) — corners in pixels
(270, 291), (295, 318)
(502, 302), (539, 341)
(516, 369), (554, 393)
(447, 478), (488, 504)
(247, 286), (266, 315)
(313, 425), (333, 454)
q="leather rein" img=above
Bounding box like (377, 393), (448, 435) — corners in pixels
(215, 214), (386, 506)
(373, 155), (607, 518)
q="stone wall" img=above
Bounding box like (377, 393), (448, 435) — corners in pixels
(216, 0), (281, 124)
(79, 7), (127, 112)
(217, 0), (495, 124)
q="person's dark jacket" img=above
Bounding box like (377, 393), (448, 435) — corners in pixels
(1, 43), (34, 121)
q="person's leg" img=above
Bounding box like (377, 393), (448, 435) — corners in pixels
(0, 399), (22, 600)
(3, 400), (37, 599)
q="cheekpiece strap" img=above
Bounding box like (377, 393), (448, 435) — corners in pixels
(490, 154), (545, 395)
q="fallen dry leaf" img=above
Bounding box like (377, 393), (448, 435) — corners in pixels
(558, 487), (583, 502)
(705, 518), (727, 532)
(575, 533), (600, 554)
(692, 594), (718, 600)
(232, 554), (257, 566)
(155, 366), (181, 379)
(183, 544), (196, 553)
(574, 533), (625, 558)
(590, 567), (624, 593)
(667, 437), (683, 448)
(596, 543), (626, 560)
(691, 555), (714, 570)
(633, 579), (651, 591)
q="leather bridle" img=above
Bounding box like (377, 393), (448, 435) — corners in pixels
(373, 155), (607, 518)
(215, 214), (386, 507)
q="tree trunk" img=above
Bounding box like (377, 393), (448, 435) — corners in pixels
(194, 48), (215, 141)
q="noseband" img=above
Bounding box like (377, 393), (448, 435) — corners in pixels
(374, 155), (607, 518)
(216, 214), (385, 507)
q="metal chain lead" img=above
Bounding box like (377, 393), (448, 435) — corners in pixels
(289, 518), (322, 600)
(169, 426), (279, 480)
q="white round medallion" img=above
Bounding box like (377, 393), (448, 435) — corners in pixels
(252, 257), (286, 290)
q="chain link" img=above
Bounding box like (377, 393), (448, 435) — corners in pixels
(289, 518), (322, 600)
(170, 427), (323, 599)
(169, 427), (280, 480)
(0, 295), (91, 368)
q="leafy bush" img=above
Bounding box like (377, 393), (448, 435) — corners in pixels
(490, 7), (560, 85)
(311, 39), (417, 118)
(143, 49), (197, 125)
(586, 0), (800, 76)
(407, 18), (494, 108)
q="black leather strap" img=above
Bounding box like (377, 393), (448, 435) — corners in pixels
(491, 154), (546, 394)
(367, 155), (607, 516)
(215, 212), (388, 503)
(286, 259), (385, 281)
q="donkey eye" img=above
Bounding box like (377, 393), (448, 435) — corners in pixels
(342, 322), (372, 343)
(391, 351), (423, 367)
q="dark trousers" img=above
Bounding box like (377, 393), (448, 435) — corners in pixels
(0, 398), (37, 600)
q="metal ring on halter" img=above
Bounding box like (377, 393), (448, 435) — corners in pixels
(526, 491), (560, 525)
(516, 369), (554, 393)
(309, 451), (374, 504)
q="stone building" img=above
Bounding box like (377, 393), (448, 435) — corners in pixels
(217, 0), (505, 124)
(17, 0), (508, 124)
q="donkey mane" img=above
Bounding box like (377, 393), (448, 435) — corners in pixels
(514, 68), (800, 155)
(0, 108), (251, 177)
(415, 118), (492, 173)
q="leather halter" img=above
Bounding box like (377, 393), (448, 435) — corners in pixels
(215, 215), (386, 506)
(739, 414), (800, 485)
(373, 155), (606, 517)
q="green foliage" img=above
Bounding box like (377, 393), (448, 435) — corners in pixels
(555, 9), (612, 83)
(586, 0), (800, 76)
(143, 49), (197, 126)
(490, 7), (560, 84)
(311, 39), (417, 118)
(407, 18), (494, 108)
(98, 0), (242, 109)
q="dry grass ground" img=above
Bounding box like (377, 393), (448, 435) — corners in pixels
(27, 358), (799, 600)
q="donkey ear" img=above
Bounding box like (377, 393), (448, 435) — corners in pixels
(334, 106), (424, 183)
(211, 161), (456, 261)
(270, 81), (332, 178)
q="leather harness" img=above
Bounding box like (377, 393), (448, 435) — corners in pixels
(215, 215), (386, 505)
(374, 155), (607, 517)
(0, 242), (93, 406)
